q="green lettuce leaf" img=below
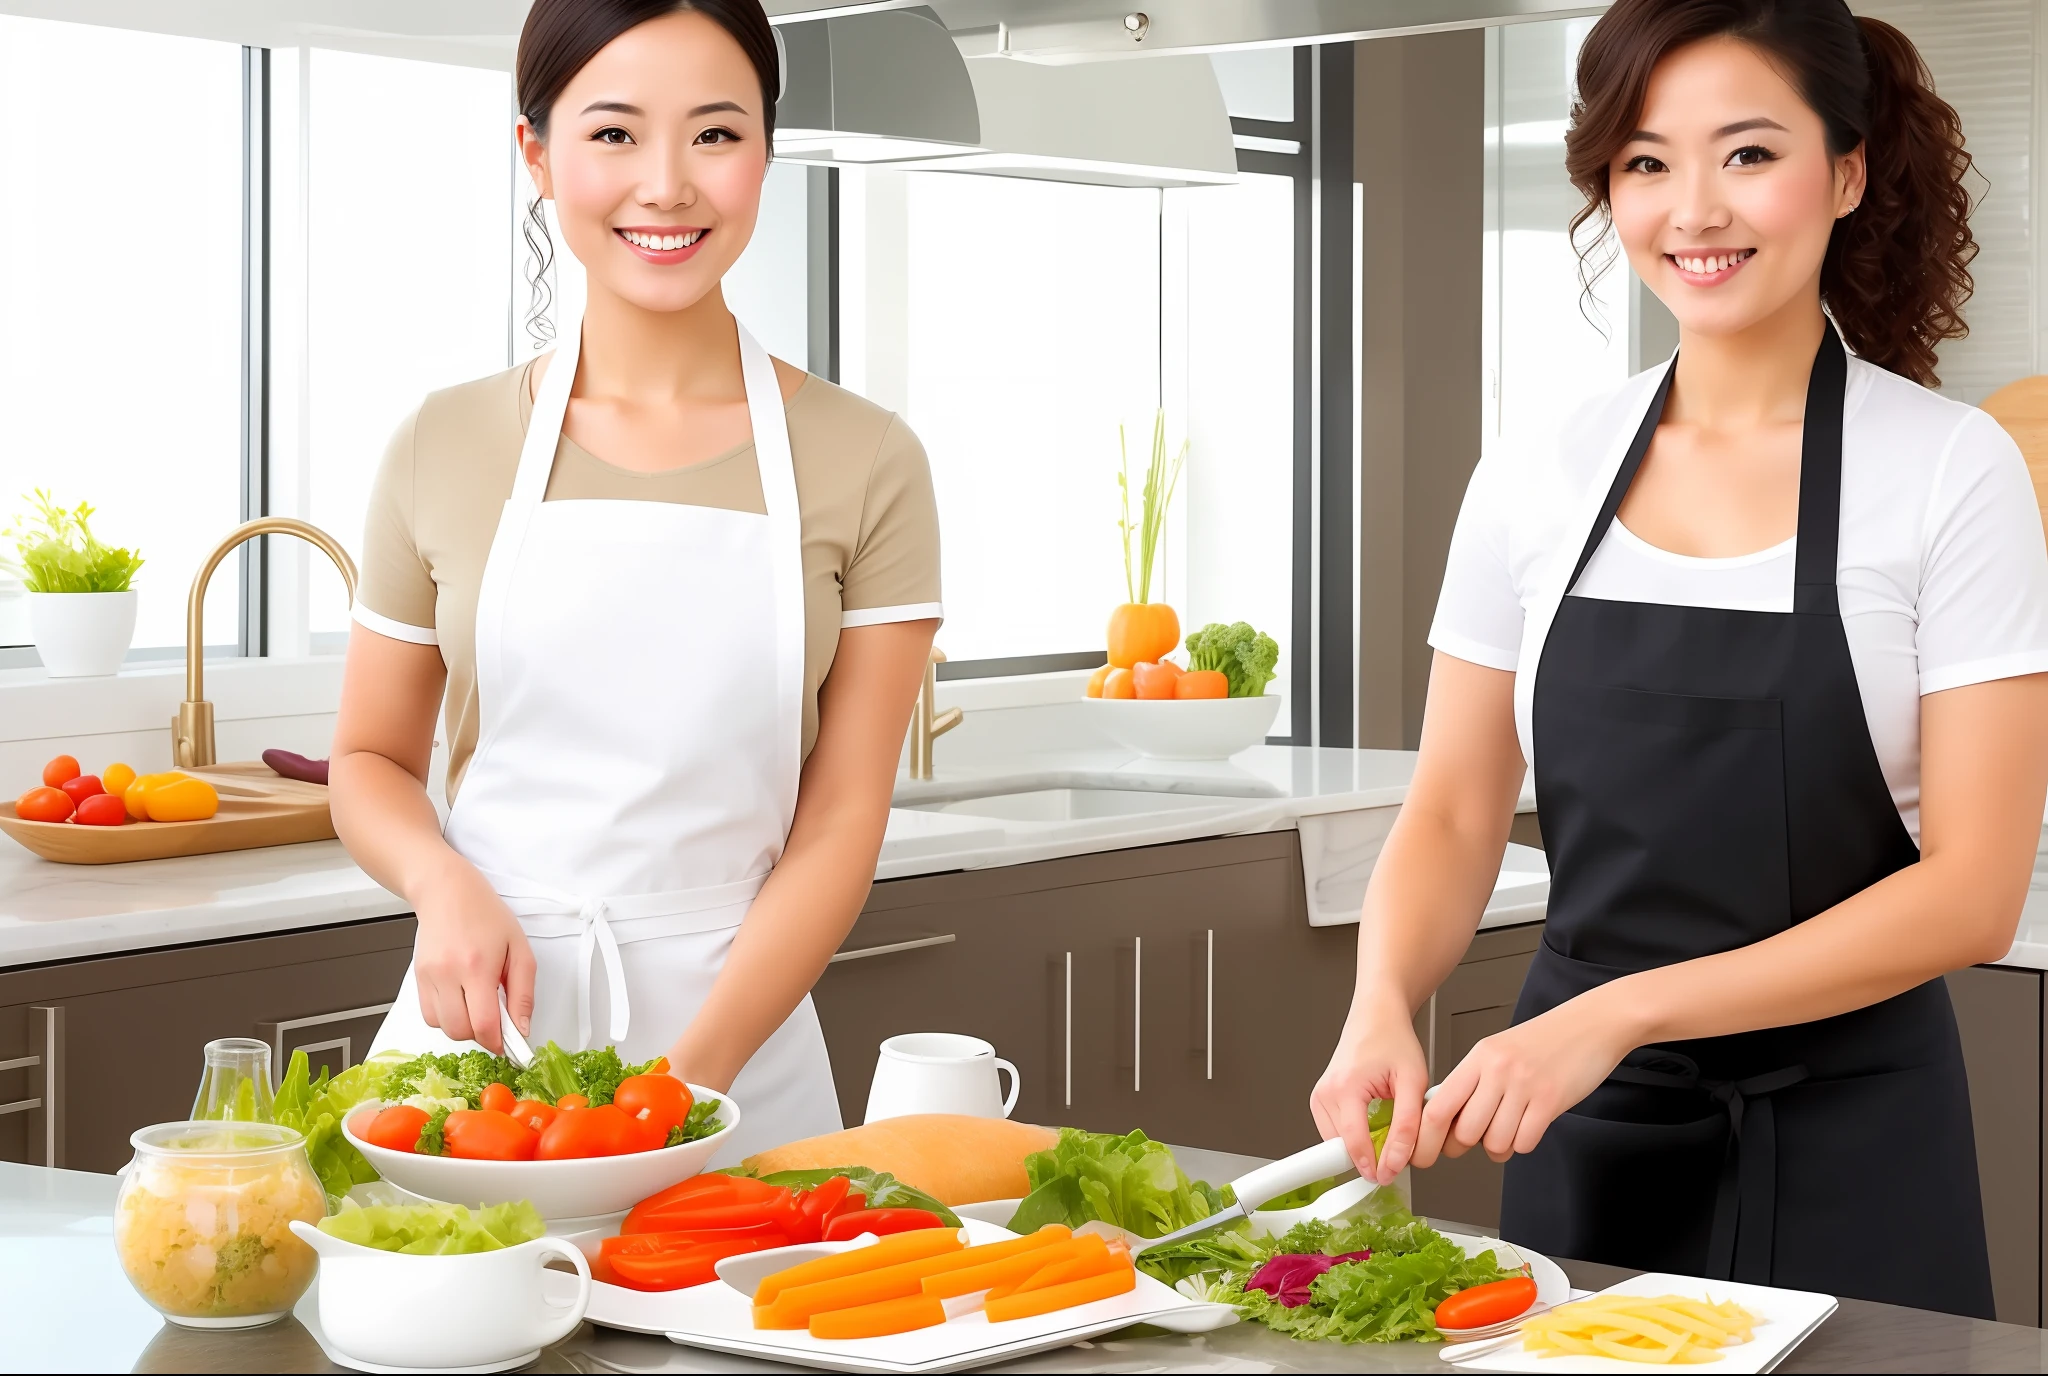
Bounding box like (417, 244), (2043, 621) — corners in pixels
(271, 1050), (393, 1202)
(1006, 1128), (1231, 1240)
(664, 1097), (724, 1147)
(319, 1200), (546, 1255)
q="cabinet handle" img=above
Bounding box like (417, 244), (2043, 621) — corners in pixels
(1133, 936), (1142, 1094)
(829, 933), (956, 963)
(258, 1002), (396, 1086)
(1205, 928), (1214, 1082)
(32, 1005), (62, 1169)
(1064, 950), (1073, 1108)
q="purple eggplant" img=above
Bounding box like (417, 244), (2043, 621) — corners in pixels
(263, 749), (329, 785)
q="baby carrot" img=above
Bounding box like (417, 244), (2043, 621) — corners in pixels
(921, 1235), (1098, 1300)
(985, 1264), (1136, 1322)
(752, 1228), (965, 1305)
(808, 1293), (947, 1341)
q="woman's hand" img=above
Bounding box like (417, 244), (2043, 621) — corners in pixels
(1412, 994), (1637, 1167)
(410, 855), (536, 1055)
(1311, 992), (1430, 1185)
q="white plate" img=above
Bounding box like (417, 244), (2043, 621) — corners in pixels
(551, 1218), (1203, 1373)
(341, 1088), (740, 1221)
(1443, 1273), (1838, 1374)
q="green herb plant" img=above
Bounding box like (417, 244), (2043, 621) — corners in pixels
(4, 490), (143, 593)
(1117, 412), (1187, 605)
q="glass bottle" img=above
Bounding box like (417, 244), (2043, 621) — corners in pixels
(190, 1037), (276, 1123)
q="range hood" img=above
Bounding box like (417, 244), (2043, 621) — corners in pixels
(902, 53), (1236, 188)
(773, 7), (983, 165)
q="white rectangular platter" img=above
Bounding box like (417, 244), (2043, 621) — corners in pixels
(1447, 1272), (1838, 1375)
(555, 1219), (1205, 1374)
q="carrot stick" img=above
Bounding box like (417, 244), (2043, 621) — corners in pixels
(808, 1293), (947, 1341)
(761, 1226), (1071, 1326)
(752, 1228), (964, 1305)
(985, 1264), (1136, 1322)
(1015, 1244), (1124, 1294)
(921, 1236), (1097, 1300)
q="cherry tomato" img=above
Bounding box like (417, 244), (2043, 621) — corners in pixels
(556, 1093), (589, 1110)
(15, 787), (73, 823)
(1101, 667), (1136, 699)
(59, 775), (103, 806)
(479, 1082), (516, 1115)
(443, 1108), (539, 1161)
(1434, 1276), (1538, 1331)
(536, 1103), (632, 1159)
(614, 1073), (692, 1135)
(145, 776), (219, 822)
(73, 793), (128, 827)
(101, 762), (136, 797)
(359, 1104), (431, 1153)
(509, 1098), (558, 1134)
(821, 1207), (945, 1242)
(41, 755), (79, 787)
(1132, 661), (1183, 700)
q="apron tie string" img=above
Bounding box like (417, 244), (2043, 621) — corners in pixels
(573, 896), (632, 1048)
(1608, 1052), (1809, 1284)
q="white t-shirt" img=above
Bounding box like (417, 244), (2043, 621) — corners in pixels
(1429, 351), (2048, 843)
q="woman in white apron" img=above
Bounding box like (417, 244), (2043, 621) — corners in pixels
(330, 0), (942, 1161)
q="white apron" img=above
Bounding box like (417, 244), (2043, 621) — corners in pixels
(370, 303), (842, 1163)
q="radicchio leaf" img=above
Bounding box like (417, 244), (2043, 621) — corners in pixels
(1243, 1250), (1372, 1307)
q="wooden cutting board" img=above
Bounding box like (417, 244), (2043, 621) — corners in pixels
(1978, 375), (2048, 540)
(0, 761), (335, 864)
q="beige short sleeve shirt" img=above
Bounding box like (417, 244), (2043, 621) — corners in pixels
(353, 361), (943, 802)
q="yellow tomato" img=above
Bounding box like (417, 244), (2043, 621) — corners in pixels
(145, 777), (219, 823)
(101, 762), (137, 796)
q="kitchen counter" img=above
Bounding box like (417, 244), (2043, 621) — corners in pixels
(0, 746), (1545, 970)
(10, 1151), (2046, 1374)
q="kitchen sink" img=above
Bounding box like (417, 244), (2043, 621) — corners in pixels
(903, 789), (1233, 822)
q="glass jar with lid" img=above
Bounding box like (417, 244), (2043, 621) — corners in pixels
(113, 1121), (325, 1328)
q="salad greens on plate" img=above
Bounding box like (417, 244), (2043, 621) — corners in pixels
(1006, 1127), (1234, 1241)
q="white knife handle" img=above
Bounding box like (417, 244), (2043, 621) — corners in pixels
(1228, 1137), (1359, 1212)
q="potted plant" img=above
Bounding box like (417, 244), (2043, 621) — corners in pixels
(5, 490), (144, 677)
(1107, 411), (1186, 671)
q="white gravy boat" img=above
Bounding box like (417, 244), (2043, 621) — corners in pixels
(291, 1220), (591, 1372)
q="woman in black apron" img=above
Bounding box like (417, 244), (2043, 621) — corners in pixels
(1313, 0), (2048, 1317)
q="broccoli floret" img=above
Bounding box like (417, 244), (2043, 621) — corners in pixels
(1186, 622), (1281, 697)
(382, 1050), (517, 1109)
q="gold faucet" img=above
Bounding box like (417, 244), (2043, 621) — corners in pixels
(908, 646), (963, 781)
(173, 517), (359, 768)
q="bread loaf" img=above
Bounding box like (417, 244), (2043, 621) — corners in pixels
(743, 1115), (1058, 1205)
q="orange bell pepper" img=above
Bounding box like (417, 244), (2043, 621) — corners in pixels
(1106, 603), (1180, 668)
(1101, 668), (1136, 699)
(1174, 670), (1229, 699)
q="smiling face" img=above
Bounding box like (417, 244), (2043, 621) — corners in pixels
(1608, 36), (1865, 341)
(518, 8), (769, 317)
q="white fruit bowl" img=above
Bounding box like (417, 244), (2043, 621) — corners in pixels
(342, 1086), (740, 1222)
(1083, 694), (1282, 760)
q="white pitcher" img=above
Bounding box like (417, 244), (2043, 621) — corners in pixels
(291, 1221), (590, 1371)
(864, 1032), (1020, 1124)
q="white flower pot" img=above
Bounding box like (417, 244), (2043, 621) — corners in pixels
(28, 590), (137, 677)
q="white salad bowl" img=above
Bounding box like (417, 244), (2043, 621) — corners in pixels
(1083, 694), (1282, 760)
(342, 1087), (740, 1222)
(292, 1220), (591, 1373)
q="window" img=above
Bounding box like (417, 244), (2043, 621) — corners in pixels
(837, 160), (1298, 733)
(0, 17), (244, 654)
(273, 48), (515, 646)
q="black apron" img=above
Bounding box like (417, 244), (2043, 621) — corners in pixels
(1498, 330), (1994, 1318)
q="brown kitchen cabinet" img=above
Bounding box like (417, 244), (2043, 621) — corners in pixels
(814, 832), (1359, 1161)
(0, 917), (415, 1174)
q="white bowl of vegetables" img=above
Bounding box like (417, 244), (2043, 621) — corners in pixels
(341, 1044), (739, 1222)
(1084, 623), (1282, 761)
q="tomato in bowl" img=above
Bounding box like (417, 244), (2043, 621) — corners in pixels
(342, 1087), (741, 1222)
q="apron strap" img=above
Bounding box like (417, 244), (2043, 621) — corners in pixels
(1792, 327), (1848, 614)
(1561, 359), (1675, 597)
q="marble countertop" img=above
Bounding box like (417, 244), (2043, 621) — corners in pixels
(0, 746), (1540, 970)
(9, 1157), (2044, 1374)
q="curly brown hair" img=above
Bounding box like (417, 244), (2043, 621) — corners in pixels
(1564, 0), (1975, 388)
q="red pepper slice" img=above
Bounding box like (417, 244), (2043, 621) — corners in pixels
(767, 1185), (813, 1243)
(822, 1207), (947, 1242)
(798, 1175), (852, 1234)
(607, 1235), (785, 1291)
(601, 1224), (788, 1257)
(827, 1191), (869, 1224)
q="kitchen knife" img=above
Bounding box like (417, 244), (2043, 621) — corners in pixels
(497, 988), (534, 1069)
(1133, 1136), (1358, 1255)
